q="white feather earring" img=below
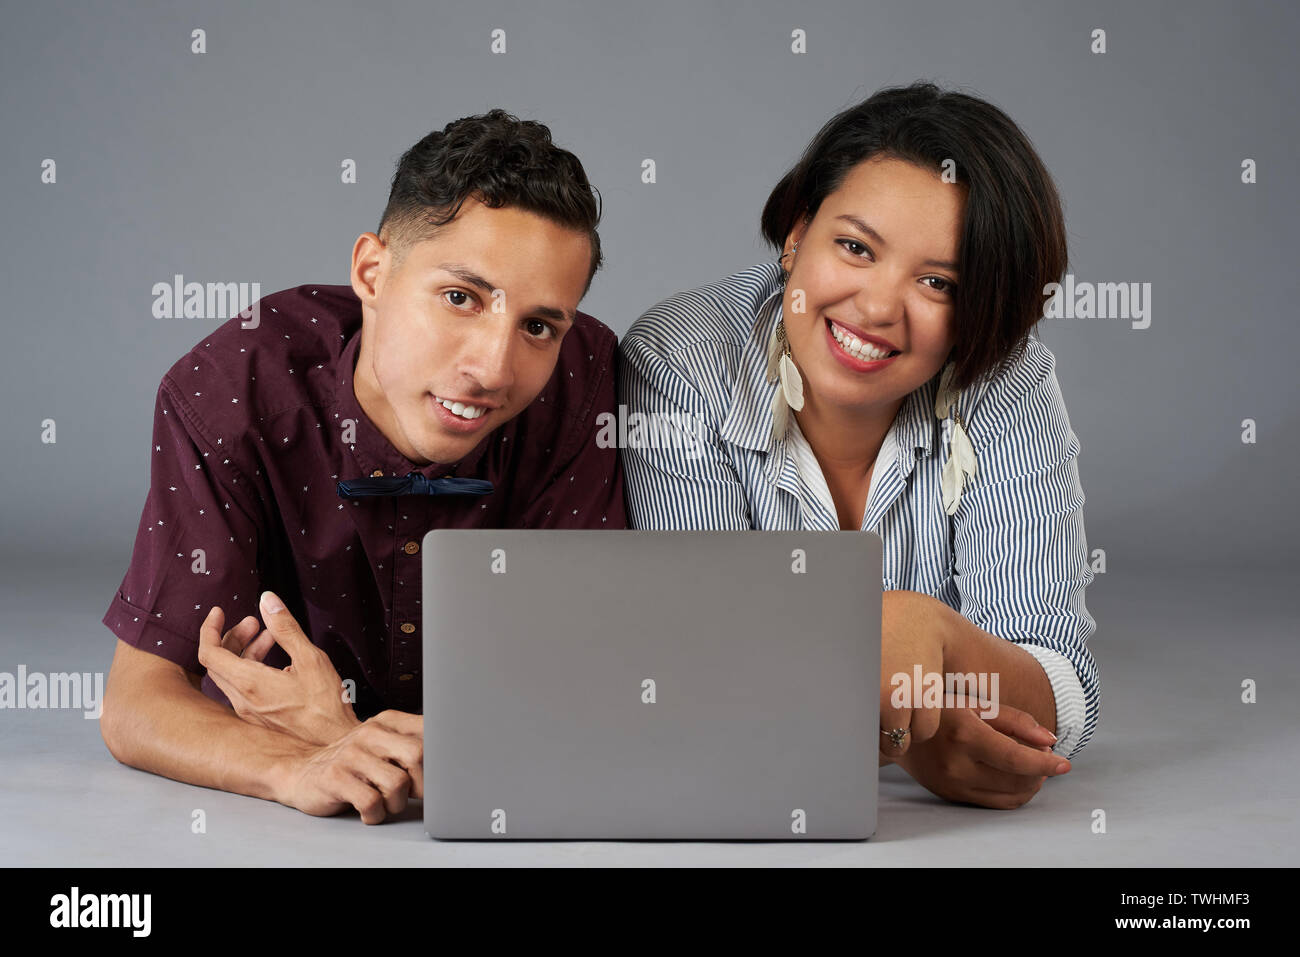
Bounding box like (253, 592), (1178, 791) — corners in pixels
(935, 363), (977, 515)
(766, 317), (804, 442)
(768, 241), (806, 442)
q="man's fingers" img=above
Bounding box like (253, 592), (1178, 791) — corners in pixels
(369, 710), (424, 738)
(325, 766), (388, 825)
(201, 665), (255, 717)
(196, 610), (282, 696)
(219, 616), (261, 656)
(347, 751), (412, 817)
(260, 591), (314, 660)
(197, 606), (226, 650)
(369, 712), (424, 800)
(241, 629), (277, 663)
(356, 726), (424, 796)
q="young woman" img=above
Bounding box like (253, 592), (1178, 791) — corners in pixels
(618, 81), (1097, 810)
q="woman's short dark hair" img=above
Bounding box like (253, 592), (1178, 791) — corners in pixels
(760, 81), (1067, 393)
(378, 108), (603, 296)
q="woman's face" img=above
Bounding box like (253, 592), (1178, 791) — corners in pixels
(781, 155), (965, 419)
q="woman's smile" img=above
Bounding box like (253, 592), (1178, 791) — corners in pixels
(823, 316), (903, 373)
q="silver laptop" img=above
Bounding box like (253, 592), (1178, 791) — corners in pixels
(421, 529), (880, 840)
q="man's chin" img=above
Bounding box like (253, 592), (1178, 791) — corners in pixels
(413, 437), (472, 467)
(414, 423), (493, 466)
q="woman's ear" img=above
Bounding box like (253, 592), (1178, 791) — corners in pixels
(782, 215), (813, 264)
(794, 215), (811, 248)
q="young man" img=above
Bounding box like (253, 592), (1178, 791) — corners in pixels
(100, 110), (626, 825)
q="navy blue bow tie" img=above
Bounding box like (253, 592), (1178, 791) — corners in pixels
(336, 473), (495, 499)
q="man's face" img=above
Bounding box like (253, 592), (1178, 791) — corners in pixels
(781, 155), (965, 417)
(350, 197), (592, 466)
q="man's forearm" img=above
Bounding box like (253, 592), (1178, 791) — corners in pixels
(102, 666), (308, 803)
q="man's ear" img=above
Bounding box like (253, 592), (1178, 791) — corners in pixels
(350, 232), (387, 307)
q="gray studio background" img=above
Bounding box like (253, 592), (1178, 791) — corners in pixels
(1, 0), (1297, 866)
(3, 0), (1296, 571)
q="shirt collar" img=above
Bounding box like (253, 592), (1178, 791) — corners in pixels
(717, 260), (941, 478)
(329, 326), (492, 481)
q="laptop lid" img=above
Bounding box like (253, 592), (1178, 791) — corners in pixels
(422, 529), (880, 840)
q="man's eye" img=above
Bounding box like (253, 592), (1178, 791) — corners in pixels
(444, 289), (472, 308)
(526, 319), (557, 341)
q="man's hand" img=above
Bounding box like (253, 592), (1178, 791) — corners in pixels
(272, 710), (424, 824)
(892, 697), (1069, 809)
(197, 593), (362, 746)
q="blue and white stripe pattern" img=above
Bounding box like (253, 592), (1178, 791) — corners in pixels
(617, 261), (1098, 758)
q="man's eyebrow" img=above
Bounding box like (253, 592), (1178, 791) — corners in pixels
(435, 262), (576, 324)
(833, 215), (959, 272)
(529, 304), (576, 324)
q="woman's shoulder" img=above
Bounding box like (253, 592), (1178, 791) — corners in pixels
(621, 261), (783, 361)
(958, 332), (1073, 453)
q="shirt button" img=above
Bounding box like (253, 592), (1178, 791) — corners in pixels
(397, 673), (415, 681)
(400, 622), (416, 634)
(371, 469), (384, 477)
(403, 541), (420, 555)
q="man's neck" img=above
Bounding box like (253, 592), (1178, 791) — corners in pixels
(352, 324), (430, 466)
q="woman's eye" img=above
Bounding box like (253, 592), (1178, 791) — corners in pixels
(837, 238), (874, 260)
(923, 276), (957, 295)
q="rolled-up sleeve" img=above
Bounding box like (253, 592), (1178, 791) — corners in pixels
(102, 376), (265, 676)
(950, 340), (1099, 759)
(618, 333), (752, 531)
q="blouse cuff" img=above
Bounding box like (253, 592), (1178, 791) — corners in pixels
(1014, 642), (1088, 759)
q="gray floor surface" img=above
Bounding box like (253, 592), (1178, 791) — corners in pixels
(1, 557), (1294, 866)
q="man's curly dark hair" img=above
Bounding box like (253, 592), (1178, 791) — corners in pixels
(378, 108), (603, 295)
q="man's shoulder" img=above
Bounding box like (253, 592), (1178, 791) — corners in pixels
(566, 307), (620, 364)
(158, 283), (359, 446)
(524, 307), (620, 432)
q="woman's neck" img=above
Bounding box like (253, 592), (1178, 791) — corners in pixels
(793, 393), (902, 482)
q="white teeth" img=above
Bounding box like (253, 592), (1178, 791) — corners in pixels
(830, 321), (896, 360)
(436, 396), (486, 420)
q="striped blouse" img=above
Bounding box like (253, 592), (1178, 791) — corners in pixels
(616, 261), (1098, 758)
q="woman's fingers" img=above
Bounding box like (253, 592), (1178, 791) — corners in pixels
(981, 700), (1058, 749)
(962, 710), (1071, 778)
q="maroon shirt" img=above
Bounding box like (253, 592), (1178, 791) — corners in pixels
(103, 284), (628, 718)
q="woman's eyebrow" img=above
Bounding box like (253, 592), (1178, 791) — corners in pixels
(834, 215), (958, 271)
(835, 214), (888, 247)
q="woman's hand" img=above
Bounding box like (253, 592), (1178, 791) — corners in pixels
(878, 589), (1070, 808)
(878, 589), (947, 762)
(892, 698), (1069, 809)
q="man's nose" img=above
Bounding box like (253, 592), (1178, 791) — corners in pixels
(463, 321), (516, 393)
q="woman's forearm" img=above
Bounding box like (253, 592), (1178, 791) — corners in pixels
(906, 591), (1058, 734)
